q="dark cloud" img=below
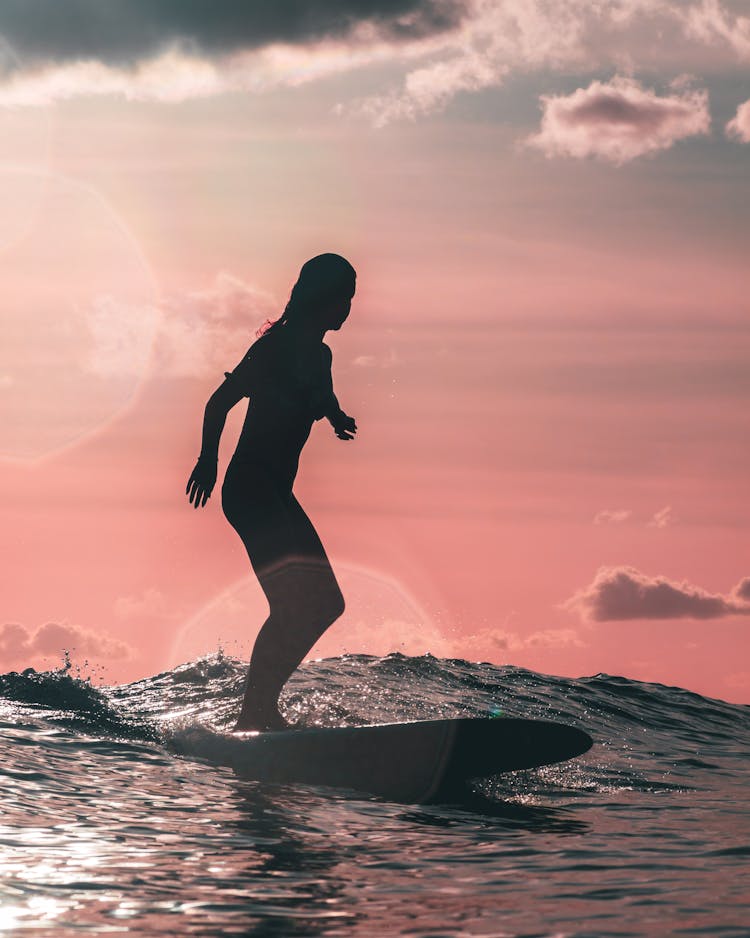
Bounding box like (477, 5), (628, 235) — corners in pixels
(563, 92), (694, 133)
(0, 1), (466, 66)
(564, 566), (750, 622)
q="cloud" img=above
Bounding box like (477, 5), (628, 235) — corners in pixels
(594, 509), (632, 525)
(0, 2), (468, 108)
(456, 625), (585, 661)
(352, 349), (400, 367)
(648, 505), (677, 528)
(0, 1), (466, 66)
(526, 76), (710, 164)
(731, 577), (750, 603)
(154, 272), (277, 379)
(345, 0), (750, 126)
(515, 627), (585, 649)
(311, 614), (584, 663)
(725, 671), (750, 690)
(351, 49), (507, 126)
(564, 566), (750, 621)
(684, 0), (750, 60)
(0, 621), (133, 666)
(313, 615), (455, 659)
(114, 588), (177, 620)
(1, 1), (749, 114)
(84, 271), (277, 380)
(0, 49), (229, 106)
(726, 97), (750, 141)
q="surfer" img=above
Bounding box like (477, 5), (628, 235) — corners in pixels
(186, 253), (357, 731)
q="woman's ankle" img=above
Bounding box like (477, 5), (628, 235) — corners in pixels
(233, 703), (287, 732)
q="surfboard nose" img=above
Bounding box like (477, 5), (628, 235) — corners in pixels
(451, 717), (594, 777)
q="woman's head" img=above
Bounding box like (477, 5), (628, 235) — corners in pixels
(261, 253), (356, 336)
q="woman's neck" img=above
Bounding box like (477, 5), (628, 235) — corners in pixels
(287, 322), (325, 343)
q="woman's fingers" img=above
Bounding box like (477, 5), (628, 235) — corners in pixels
(187, 478), (213, 507)
(187, 462), (214, 506)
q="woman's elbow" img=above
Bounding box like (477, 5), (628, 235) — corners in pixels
(207, 384), (242, 413)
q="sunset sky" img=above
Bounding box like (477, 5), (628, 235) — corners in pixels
(1, 1), (748, 702)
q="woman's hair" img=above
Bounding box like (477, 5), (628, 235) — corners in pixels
(258, 253), (356, 337)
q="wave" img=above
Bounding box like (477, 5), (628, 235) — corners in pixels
(2, 652), (747, 761)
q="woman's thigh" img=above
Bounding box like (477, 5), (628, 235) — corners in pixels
(222, 464), (342, 615)
(284, 494), (344, 616)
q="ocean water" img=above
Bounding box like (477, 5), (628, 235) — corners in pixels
(0, 653), (748, 937)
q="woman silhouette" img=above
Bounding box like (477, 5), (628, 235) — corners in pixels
(186, 253), (357, 731)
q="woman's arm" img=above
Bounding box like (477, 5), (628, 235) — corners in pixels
(187, 379), (245, 508)
(320, 344), (357, 440)
(199, 381), (244, 460)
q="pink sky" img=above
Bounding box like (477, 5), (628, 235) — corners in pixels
(1, 1), (748, 702)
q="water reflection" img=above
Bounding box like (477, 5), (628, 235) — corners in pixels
(401, 792), (590, 835)
(225, 781), (362, 935)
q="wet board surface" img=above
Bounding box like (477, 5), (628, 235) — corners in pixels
(172, 717), (594, 803)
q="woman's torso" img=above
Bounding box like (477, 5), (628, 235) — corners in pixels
(227, 329), (331, 492)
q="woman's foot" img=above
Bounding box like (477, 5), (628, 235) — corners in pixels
(233, 706), (289, 733)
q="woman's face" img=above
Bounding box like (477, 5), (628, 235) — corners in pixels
(324, 282), (356, 331)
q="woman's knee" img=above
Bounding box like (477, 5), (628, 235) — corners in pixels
(309, 584), (344, 629)
(328, 588), (345, 623)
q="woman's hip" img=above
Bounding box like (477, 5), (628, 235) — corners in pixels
(221, 461), (334, 573)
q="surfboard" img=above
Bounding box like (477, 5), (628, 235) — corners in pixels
(172, 717), (593, 803)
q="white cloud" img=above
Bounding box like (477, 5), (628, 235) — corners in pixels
(594, 508), (632, 524)
(564, 566), (750, 621)
(0, 48), (228, 108)
(648, 505), (677, 528)
(83, 271), (277, 381)
(345, 0), (750, 125)
(454, 624), (585, 661)
(84, 295), (160, 379)
(352, 349), (400, 367)
(683, 0), (750, 60)
(114, 588), (179, 620)
(353, 49), (507, 126)
(526, 76), (710, 164)
(726, 97), (750, 141)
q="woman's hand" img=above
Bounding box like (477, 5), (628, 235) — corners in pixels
(186, 456), (217, 508)
(330, 411), (357, 441)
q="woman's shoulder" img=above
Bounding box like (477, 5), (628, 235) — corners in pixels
(249, 330), (285, 361)
(224, 333), (279, 390)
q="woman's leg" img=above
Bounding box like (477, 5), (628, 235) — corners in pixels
(222, 468), (344, 730)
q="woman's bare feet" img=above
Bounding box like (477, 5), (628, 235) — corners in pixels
(233, 706), (289, 733)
